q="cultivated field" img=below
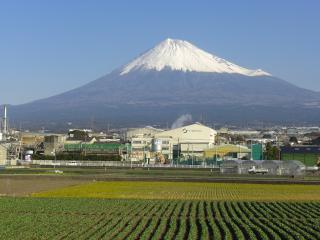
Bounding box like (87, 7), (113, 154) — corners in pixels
(34, 181), (320, 201)
(2, 171), (320, 239)
(0, 197), (319, 240)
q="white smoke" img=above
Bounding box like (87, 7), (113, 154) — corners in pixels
(171, 114), (192, 129)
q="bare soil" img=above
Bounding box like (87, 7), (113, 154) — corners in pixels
(0, 176), (88, 196)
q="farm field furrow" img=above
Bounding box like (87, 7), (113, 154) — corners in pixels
(0, 198), (319, 240)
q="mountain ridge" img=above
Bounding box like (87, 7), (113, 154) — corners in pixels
(7, 38), (320, 128)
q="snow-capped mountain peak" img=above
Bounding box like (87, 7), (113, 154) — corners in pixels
(120, 38), (271, 76)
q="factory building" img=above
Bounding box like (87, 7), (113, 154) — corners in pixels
(127, 123), (217, 163)
(130, 136), (153, 161)
(63, 143), (127, 161)
(154, 123), (217, 160)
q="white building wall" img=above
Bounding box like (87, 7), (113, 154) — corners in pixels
(0, 145), (7, 165)
(155, 123), (217, 160)
(130, 136), (152, 161)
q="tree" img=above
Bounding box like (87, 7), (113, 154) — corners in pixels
(264, 142), (280, 160)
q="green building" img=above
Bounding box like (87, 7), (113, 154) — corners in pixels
(251, 144), (263, 160)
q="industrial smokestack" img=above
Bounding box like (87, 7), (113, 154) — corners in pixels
(3, 105), (7, 138)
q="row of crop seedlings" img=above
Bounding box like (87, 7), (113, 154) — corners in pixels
(156, 201), (185, 239)
(116, 201), (319, 240)
(106, 201), (163, 240)
(1, 200), (319, 240)
(52, 200), (140, 239)
(267, 202), (320, 240)
(138, 201), (175, 239)
(85, 201), (150, 240)
(151, 201), (181, 239)
(0, 211), (86, 239)
(245, 202), (318, 240)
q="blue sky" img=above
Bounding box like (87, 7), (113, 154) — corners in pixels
(1, 0), (319, 104)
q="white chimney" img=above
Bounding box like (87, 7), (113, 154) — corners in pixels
(3, 105), (7, 138)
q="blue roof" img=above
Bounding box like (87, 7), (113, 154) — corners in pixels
(281, 145), (320, 154)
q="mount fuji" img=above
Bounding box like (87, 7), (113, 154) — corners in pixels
(9, 38), (320, 128)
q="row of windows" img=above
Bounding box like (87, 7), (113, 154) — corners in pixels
(132, 147), (150, 151)
(132, 141), (151, 144)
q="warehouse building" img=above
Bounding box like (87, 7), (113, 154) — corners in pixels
(280, 145), (320, 166)
(154, 123), (217, 161)
(62, 143), (128, 161)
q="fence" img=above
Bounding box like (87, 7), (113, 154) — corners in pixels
(31, 160), (219, 169)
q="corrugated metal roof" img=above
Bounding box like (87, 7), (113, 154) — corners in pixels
(281, 145), (320, 154)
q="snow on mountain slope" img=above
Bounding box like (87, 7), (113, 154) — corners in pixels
(120, 38), (271, 76)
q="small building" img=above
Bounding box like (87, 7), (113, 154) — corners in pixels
(280, 145), (320, 166)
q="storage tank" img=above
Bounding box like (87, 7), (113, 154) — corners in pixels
(25, 150), (34, 155)
(152, 139), (162, 152)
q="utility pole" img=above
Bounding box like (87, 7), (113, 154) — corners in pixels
(53, 149), (57, 169)
(250, 140), (253, 160)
